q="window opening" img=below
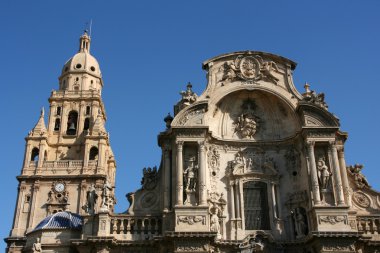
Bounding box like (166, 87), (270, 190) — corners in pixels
(243, 181), (270, 230)
(31, 148), (39, 162)
(83, 118), (90, 131)
(66, 111), (78, 135)
(89, 147), (99, 160)
(54, 118), (61, 131)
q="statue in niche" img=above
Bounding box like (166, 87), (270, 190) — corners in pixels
(292, 207), (308, 239)
(233, 99), (259, 139)
(184, 157), (198, 192)
(317, 158), (331, 190)
(348, 164), (370, 189)
(33, 238), (42, 253)
(83, 184), (98, 215)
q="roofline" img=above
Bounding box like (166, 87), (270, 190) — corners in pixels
(202, 50), (297, 70)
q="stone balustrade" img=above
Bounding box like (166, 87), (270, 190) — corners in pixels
(24, 160), (98, 175)
(51, 90), (101, 99)
(109, 215), (162, 240)
(357, 216), (380, 235)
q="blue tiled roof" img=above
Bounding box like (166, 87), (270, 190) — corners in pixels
(33, 211), (83, 232)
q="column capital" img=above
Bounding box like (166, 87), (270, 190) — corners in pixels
(306, 140), (315, 147)
(176, 140), (184, 148)
(229, 181), (235, 186)
(198, 141), (206, 149)
(329, 140), (337, 147)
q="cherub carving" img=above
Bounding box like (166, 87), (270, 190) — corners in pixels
(348, 164), (370, 188)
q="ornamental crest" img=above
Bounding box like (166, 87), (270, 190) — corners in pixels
(233, 99), (259, 139)
(141, 166), (158, 191)
(221, 55), (280, 84)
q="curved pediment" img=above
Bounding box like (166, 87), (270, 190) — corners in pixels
(298, 103), (340, 127)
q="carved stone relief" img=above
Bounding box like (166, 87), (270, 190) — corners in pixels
(228, 148), (276, 176)
(284, 147), (300, 177)
(177, 215), (206, 225)
(178, 108), (206, 126)
(319, 215), (347, 225)
(233, 99), (260, 139)
(220, 55), (280, 85)
(207, 146), (220, 191)
(46, 180), (69, 214)
(352, 191), (371, 208)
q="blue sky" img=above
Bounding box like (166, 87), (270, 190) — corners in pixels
(1, 0), (379, 247)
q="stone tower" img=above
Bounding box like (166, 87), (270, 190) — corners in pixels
(6, 32), (116, 252)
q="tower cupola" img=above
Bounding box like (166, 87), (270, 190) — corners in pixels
(59, 31), (103, 91)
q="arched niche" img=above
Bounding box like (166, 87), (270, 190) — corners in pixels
(209, 90), (301, 141)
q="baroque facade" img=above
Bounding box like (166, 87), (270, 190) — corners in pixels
(5, 33), (380, 253)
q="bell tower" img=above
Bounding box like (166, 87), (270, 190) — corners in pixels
(6, 31), (116, 251)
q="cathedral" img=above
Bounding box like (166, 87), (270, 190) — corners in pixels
(5, 32), (380, 253)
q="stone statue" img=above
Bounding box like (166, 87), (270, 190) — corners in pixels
(33, 238), (42, 253)
(101, 180), (113, 210)
(293, 208), (307, 238)
(210, 208), (220, 235)
(317, 158), (331, 190)
(348, 164), (370, 188)
(179, 82), (197, 106)
(183, 158), (198, 192)
(234, 100), (259, 139)
(221, 62), (238, 82)
(260, 61), (279, 84)
(84, 184), (98, 215)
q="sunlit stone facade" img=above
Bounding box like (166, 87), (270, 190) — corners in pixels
(5, 34), (380, 253)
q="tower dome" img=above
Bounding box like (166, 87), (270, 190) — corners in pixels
(59, 31), (103, 91)
(31, 211), (82, 232)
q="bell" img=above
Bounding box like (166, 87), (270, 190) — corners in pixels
(68, 122), (76, 130)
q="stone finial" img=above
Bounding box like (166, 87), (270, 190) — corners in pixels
(303, 82), (311, 96)
(29, 107), (47, 137)
(179, 82), (197, 106)
(302, 82), (328, 110)
(164, 113), (173, 129)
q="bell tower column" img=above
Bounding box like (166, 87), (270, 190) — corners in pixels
(329, 141), (345, 206)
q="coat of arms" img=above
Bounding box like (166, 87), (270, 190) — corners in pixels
(233, 99), (259, 139)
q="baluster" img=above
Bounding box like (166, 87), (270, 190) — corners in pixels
(154, 218), (159, 235)
(120, 218), (125, 234)
(133, 219), (139, 239)
(147, 219), (152, 238)
(126, 218), (131, 240)
(357, 219), (363, 231)
(112, 219), (117, 234)
(372, 218), (377, 234)
(140, 219), (145, 240)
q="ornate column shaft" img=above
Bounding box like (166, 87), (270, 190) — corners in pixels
(163, 147), (171, 210)
(307, 141), (321, 205)
(83, 142), (90, 168)
(338, 147), (352, 206)
(229, 181), (235, 219)
(234, 180), (241, 218)
(271, 182), (278, 219)
(176, 141), (184, 206)
(23, 143), (31, 170)
(198, 141), (207, 205)
(329, 142), (345, 206)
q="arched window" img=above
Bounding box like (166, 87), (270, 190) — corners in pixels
(66, 111), (78, 135)
(44, 150), (48, 161)
(56, 106), (61, 116)
(243, 181), (270, 230)
(89, 147), (98, 160)
(31, 148), (39, 162)
(54, 118), (61, 131)
(83, 118), (90, 131)
(85, 106), (91, 115)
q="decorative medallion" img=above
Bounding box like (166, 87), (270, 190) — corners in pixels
(140, 192), (157, 209)
(352, 191), (370, 208)
(239, 56), (260, 80)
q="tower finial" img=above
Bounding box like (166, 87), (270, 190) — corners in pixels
(79, 30), (91, 53)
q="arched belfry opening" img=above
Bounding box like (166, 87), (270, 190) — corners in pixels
(89, 147), (99, 160)
(31, 148), (39, 162)
(66, 111), (78, 135)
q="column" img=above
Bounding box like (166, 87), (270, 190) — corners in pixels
(306, 141), (321, 205)
(337, 147), (352, 206)
(97, 139), (106, 172)
(271, 182), (278, 219)
(11, 182), (26, 236)
(163, 146), (171, 211)
(27, 182), (40, 231)
(329, 142), (345, 206)
(83, 142), (90, 168)
(234, 180), (241, 218)
(23, 143), (31, 170)
(37, 140), (47, 168)
(48, 102), (56, 133)
(229, 181), (235, 219)
(198, 141), (207, 205)
(176, 141), (184, 206)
